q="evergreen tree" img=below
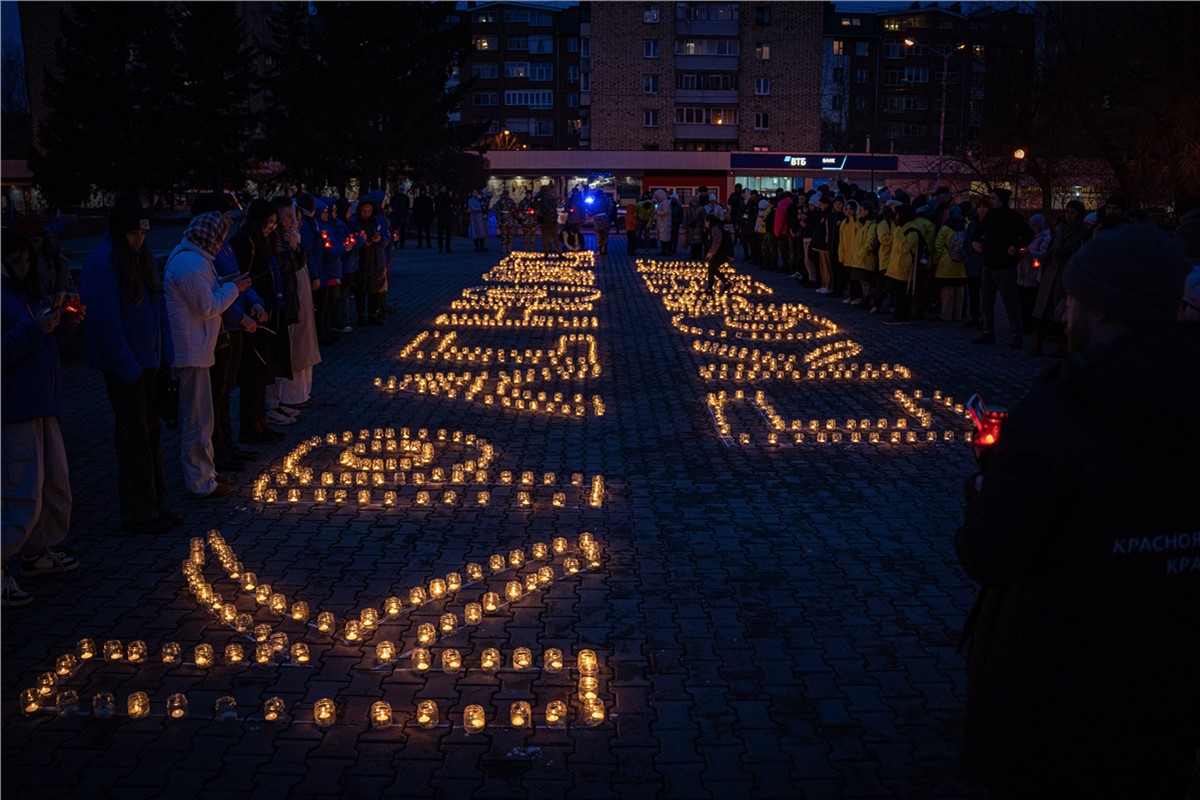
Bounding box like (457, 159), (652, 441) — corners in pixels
(170, 2), (260, 192)
(31, 2), (179, 205)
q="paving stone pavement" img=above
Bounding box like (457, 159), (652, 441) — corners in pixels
(2, 230), (1046, 799)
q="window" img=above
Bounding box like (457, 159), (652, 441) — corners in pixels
(903, 121), (928, 136)
(486, 120), (502, 134)
(567, 93), (579, 108)
(883, 17), (900, 31)
(507, 36), (529, 51)
(754, 111), (769, 130)
(472, 63), (498, 79)
(755, 77), (771, 95)
(644, 40), (660, 58)
(676, 72), (737, 90)
(677, 3), (738, 22)
(755, 6), (771, 25)
(505, 62), (529, 78)
(504, 9), (552, 25)
(856, 41), (869, 56)
(504, 90), (554, 109)
(831, 95), (843, 111)
(534, 119), (554, 136)
(567, 65), (579, 82)
(474, 92), (498, 106)
(569, 118), (581, 133)
(674, 106), (738, 125)
(581, 38), (590, 57)
(529, 35), (553, 54)
(832, 67), (845, 83)
(644, 4), (660, 23)
(935, 70), (960, 85)
(567, 37), (579, 53)
(973, 44), (986, 58)
(644, 109), (659, 127)
(473, 10), (498, 23)
(855, 96), (868, 112)
(832, 40), (844, 56)
(677, 38), (740, 56)
(529, 63), (553, 81)
(756, 43), (770, 61)
(643, 74), (659, 94)
(581, 73), (591, 91)
(904, 41), (927, 56)
(474, 36), (497, 51)
(855, 68), (870, 84)
(884, 42), (901, 59)
(506, 118), (531, 134)
(903, 66), (929, 83)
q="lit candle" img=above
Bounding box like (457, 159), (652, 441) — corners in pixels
(103, 639), (124, 662)
(531, 542), (548, 560)
(313, 698), (336, 727)
(385, 596), (403, 617)
(253, 624), (273, 642)
(577, 649), (598, 676)
(509, 701), (532, 728)
(55, 654), (78, 676)
(317, 612), (335, 633)
(480, 647), (500, 671)
(370, 701), (393, 729)
(537, 566), (554, 585)
(263, 696), (286, 722)
(224, 643), (245, 665)
(416, 700), (439, 729)
(193, 644), (214, 667)
(488, 554), (505, 573)
(235, 613), (253, 633)
(412, 648), (432, 671)
(343, 620), (362, 642)
(410, 586), (427, 606)
(416, 623), (436, 645)
(127, 691), (151, 720)
(290, 642), (310, 664)
(563, 557), (580, 574)
(292, 601), (310, 622)
(441, 648), (463, 674)
(512, 647), (533, 670)
(552, 537), (568, 554)
(466, 563), (484, 581)
(376, 640), (396, 664)
(429, 579), (447, 599)
(161, 642), (181, 664)
(464, 602), (483, 625)
(463, 704), (486, 733)
(508, 550), (525, 568)
(446, 572), (462, 592)
(545, 699), (567, 729)
(360, 607), (379, 630)
(255, 643), (274, 665)
(20, 688), (40, 715)
(440, 613), (458, 634)
(543, 648), (564, 673)
(482, 592), (500, 613)
(255, 584), (272, 605)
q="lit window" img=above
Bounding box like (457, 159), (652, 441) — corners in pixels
(474, 37), (497, 51)
(755, 43), (770, 61)
(832, 40), (844, 56)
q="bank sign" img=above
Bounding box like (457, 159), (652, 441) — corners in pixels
(730, 153), (899, 171)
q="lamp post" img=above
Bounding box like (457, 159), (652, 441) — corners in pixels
(905, 39), (965, 189)
(1013, 148), (1026, 210)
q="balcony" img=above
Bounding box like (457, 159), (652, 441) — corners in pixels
(675, 19), (739, 37)
(673, 122), (738, 140)
(675, 88), (739, 104)
(673, 54), (739, 71)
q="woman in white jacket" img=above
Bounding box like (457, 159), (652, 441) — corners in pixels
(164, 213), (251, 499)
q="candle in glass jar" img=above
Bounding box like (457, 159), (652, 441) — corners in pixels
(313, 698), (336, 727)
(370, 701), (393, 728)
(480, 647), (500, 671)
(509, 701), (532, 728)
(416, 700), (438, 729)
(441, 648), (462, 673)
(464, 602), (483, 625)
(545, 699), (567, 729)
(166, 693), (189, 719)
(127, 692), (151, 720)
(290, 642), (310, 664)
(463, 704), (486, 733)
(263, 696), (286, 722)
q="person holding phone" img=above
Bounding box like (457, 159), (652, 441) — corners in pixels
(2, 232), (82, 607)
(164, 212), (250, 500)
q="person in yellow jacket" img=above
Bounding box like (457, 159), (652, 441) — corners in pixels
(851, 200), (880, 309)
(907, 204), (939, 319)
(837, 201), (862, 304)
(872, 203), (898, 314)
(883, 205), (921, 325)
(932, 205), (968, 321)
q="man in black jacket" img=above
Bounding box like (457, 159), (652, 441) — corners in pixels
(410, 187), (433, 249)
(955, 224), (1199, 799)
(971, 187), (1034, 347)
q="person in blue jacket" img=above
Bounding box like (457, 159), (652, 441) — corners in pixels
(313, 199), (350, 345)
(79, 196), (177, 536)
(191, 193), (267, 473)
(336, 198), (362, 329)
(367, 189), (396, 317)
(2, 232), (82, 607)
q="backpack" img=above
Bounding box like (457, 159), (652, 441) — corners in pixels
(913, 228), (931, 267)
(949, 228), (968, 262)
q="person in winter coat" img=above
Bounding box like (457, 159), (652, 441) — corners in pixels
(837, 200), (861, 299)
(685, 198), (705, 260)
(653, 189), (671, 256)
(468, 189), (488, 252)
(882, 205), (922, 325)
(411, 186), (434, 249)
(962, 202), (987, 327)
(624, 202), (640, 254)
(932, 205), (968, 321)
(366, 190), (394, 316)
(810, 196), (833, 292)
(907, 203), (939, 319)
(332, 198), (356, 333)
(668, 194), (683, 256)
(14, 214), (73, 297)
(773, 193), (794, 273)
(350, 197), (388, 325)
(190, 193), (266, 475)
(230, 200), (291, 444)
(740, 191), (759, 263)
(635, 197), (655, 255)
(1033, 199), (1088, 355)
(955, 224), (1199, 799)
(2, 232), (81, 608)
(493, 189), (518, 254)
(1017, 213), (1049, 336)
(703, 214), (733, 295)
(971, 187), (1034, 348)
(826, 196), (846, 297)
(391, 189), (411, 249)
(164, 212), (248, 499)
(79, 196), (176, 535)
(518, 195), (540, 252)
(270, 200), (321, 414)
(592, 192), (613, 255)
(534, 186), (560, 256)
(434, 187), (457, 254)
(850, 201), (880, 310)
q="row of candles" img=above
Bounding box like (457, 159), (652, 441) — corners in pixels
(402, 332), (602, 367)
(20, 693), (604, 730)
(431, 313), (599, 329)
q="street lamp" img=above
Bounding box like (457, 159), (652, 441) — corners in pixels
(905, 39), (966, 188)
(1013, 148), (1026, 209)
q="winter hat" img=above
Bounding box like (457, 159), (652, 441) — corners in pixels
(1029, 213), (1046, 230)
(1063, 224), (1190, 325)
(1066, 199), (1086, 216)
(991, 187), (1012, 206)
(184, 212), (231, 256)
(108, 195), (150, 238)
(295, 192), (316, 214)
(1104, 193), (1128, 211)
(947, 205), (964, 223)
(14, 214), (45, 238)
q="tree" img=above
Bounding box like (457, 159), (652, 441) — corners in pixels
(170, 2), (260, 192)
(31, 2), (180, 205)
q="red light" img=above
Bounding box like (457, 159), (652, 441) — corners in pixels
(981, 433), (995, 445)
(1032, 258), (1041, 268)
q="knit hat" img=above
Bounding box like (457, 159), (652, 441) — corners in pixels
(295, 192), (316, 214)
(947, 205), (964, 223)
(991, 187), (1012, 206)
(1104, 193), (1128, 211)
(1066, 199), (1086, 216)
(14, 214), (45, 238)
(1063, 224), (1190, 325)
(184, 212), (231, 256)
(1029, 213), (1046, 229)
(108, 195), (150, 238)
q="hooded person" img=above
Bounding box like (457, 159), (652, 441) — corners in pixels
(955, 223), (1198, 799)
(653, 189), (671, 255)
(163, 212), (249, 499)
(79, 196), (178, 534)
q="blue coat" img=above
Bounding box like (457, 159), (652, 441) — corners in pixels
(79, 236), (172, 384)
(315, 203), (345, 284)
(214, 240), (264, 332)
(2, 278), (65, 423)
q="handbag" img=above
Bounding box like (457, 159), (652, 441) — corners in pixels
(156, 368), (180, 430)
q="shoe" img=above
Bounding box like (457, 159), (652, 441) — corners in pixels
(1010, 336), (1024, 349)
(281, 399), (314, 410)
(191, 484), (233, 500)
(2, 573), (32, 608)
(883, 318), (911, 326)
(121, 516), (175, 535)
(868, 306), (880, 315)
(214, 457), (244, 473)
(266, 410), (297, 426)
(231, 447), (260, 461)
(215, 474), (232, 486)
(815, 287), (829, 295)
(972, 333), (996, 345)
(338, 326), (353, 334)
(20, 548), (80, 576)
(849, 299), (864, 307)
(274, 405), (301, 418)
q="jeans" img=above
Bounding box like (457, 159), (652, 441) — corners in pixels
(1, 417), (71, 563)
(981, 266), (1023, 337)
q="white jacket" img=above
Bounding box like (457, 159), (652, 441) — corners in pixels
(165, 239), (239, 368)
